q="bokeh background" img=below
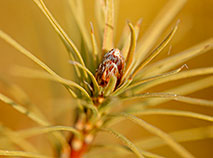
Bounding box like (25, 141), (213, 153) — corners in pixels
(0, 0), (212, 157)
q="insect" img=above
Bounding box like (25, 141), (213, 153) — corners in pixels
(95, 48), (125, 87)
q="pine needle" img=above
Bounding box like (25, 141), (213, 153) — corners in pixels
(142, 38), (213, 77)
(101, 128), (144, 158)
(125, 22), (137, 71)
(32, 0), (86, 71)
(90, 22), (99, 66)
(135, 67), (213, 92)
(0, 76), (49, 122)
(135, 0), (186, 63)
(0, 93), (49, 126)
(11, 66), (79, 98)
(103, 75), (117, 96)
(91, 144), (165, 158)
(121, 22), (137, 83)
(0, 93), (67, 147)
(68, 0), (92, 52)
(121, 18), (142, 58)
(102, 0), (115, 54)
(95, 0), (106, 41)
(136, 125), (213, 150)
(109, 109), (212, 130)
(116, 126), (213, 157)
(118, 113), (195, 158)
(137, 76), (213, 107)
(132, 20), (179, 78)
(69, 61), (100, 94)
(0, 30), (90, 99)
(111, 79), (132, 96)
(0, 150), (50, 158)
(123, 92), (213, 107)
(0, 126), (38, 153)
(11, 66), (98, 115)
(129, 109), (213, 122)
(18, 126), (81, 139)
(129, 65), (185, 90)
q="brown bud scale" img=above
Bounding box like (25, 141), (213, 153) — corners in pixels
(95, 48), (125, 87)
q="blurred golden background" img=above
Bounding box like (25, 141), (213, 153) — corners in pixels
(0, 0), (212, 157)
